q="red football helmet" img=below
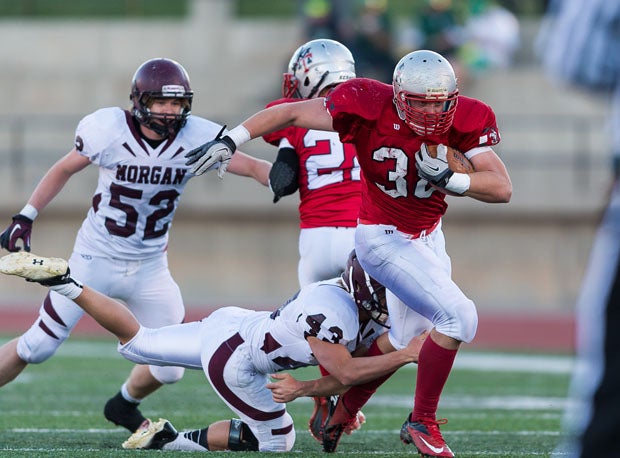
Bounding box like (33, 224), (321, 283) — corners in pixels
(341, 250), (389, 327)
(130, 58), (193, 137)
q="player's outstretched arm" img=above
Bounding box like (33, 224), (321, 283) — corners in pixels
(227, 150), (271, 186)
(185, 99), (332, 176)
(266, 372), (348, 403)
(308, 331), (426, 387)
(0, 149), (90, 253)
(242, 98), (333, 139)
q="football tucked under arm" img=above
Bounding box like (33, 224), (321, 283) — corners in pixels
(416, 143), (474, 194)
(424, 144), (474, 174)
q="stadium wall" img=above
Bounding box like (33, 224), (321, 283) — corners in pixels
(0, 1), (608, 351)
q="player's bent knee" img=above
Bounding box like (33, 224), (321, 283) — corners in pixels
(16, 322), (69, 364)
(453, 299), (478, 343)
(434, 299), (478, 343)
(149, 365), (185, 384)
(228, 419), (259, 451)
(259, 413), (296, 452)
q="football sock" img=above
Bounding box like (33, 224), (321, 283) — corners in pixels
(163, 429), (209, 451)
(49, 277), (83, 300)
(121, 382), (142, 404)
(412, 336), (457, 420)
(331, 339), (394, 424)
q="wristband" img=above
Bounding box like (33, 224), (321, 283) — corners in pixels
(226, 125), (251, 148)
(20, 204), (38, 221)
(444, 173), (471, 195)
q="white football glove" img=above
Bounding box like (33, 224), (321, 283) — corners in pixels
(415, 143), (453, 188)
(185, 128), (236, 177)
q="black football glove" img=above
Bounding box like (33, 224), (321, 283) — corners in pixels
(0, 214), (33, 252)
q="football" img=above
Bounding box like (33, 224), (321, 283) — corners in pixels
(426, 144), (474, 173)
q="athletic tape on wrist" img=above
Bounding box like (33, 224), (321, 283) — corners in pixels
(226, 125), (251, 148)
(20, 204), (38, 221)
(444, 173), (471, 194)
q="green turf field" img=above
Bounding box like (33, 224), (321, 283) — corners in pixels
(0, 336), (572, 457)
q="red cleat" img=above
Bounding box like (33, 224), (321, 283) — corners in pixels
(400, 415), (454, 457)
(308, 396), (330, 442)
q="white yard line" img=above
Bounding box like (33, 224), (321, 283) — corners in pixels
(0, 339), (575, 374)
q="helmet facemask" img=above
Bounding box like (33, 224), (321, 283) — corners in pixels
(282, 72), (302, 99)
(133, 91), (192, 137)
(394, 91), (458, 136)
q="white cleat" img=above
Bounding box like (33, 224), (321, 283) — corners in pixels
(122, 418), (178, 450)
(0, 252), (69, 281)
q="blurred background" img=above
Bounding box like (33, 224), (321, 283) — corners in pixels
(0, 0), (612, 351)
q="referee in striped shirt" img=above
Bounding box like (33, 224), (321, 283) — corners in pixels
(538, 1), (620, 456)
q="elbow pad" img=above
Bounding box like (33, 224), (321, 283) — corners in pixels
(269, 147), (300, 203)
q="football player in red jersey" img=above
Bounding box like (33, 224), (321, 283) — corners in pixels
(263, 38), (368, 446)
(0, 58), (271, 435)
(185, 49), (512, 457)
(266, 38), (360, 288)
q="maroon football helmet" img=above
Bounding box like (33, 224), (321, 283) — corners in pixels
(130, 58), (193, 137)
(341, 250), (389, 327)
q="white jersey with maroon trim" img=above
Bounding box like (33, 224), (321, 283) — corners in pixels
(119, 278), (385, 374)
(238, 278), (385, 375)
(72, 107), (221, 259)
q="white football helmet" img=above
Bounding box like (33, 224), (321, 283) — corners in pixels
(393, 50), (459, 136)
(282, 39), (356, 99)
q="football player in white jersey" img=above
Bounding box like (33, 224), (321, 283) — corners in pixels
(0, 250), (426, 452)
(0, 58), (271, 433)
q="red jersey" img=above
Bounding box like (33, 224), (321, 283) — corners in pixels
(325, 78), (501, 235)
(263, 98), (362, 229)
